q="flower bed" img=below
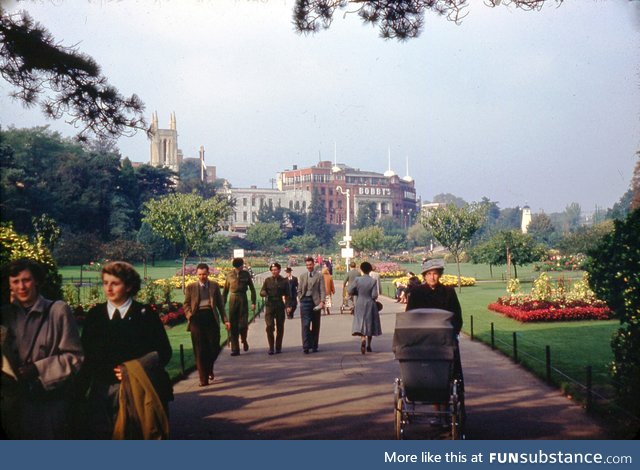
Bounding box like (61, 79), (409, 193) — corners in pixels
(148, 302), (187, 327)
(488, 298), (611, 322)
(489, 272), (611, 322)
(392, 274), (476, 287)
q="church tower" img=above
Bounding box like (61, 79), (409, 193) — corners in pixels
(149, 112), (182, 172)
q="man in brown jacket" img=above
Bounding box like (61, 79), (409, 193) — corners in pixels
(184, 263), (229, 386)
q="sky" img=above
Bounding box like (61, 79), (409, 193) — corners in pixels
(1, 0), (639, 215)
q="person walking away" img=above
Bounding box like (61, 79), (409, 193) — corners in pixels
(223, 258), (256, 356)
(1, 259), (84, 439)
(370, 264), (381, 296)
(184, 263), (229, 386)
(321, 266), (335, 315)
(259, 263), (289, 355)
(284, 267), (298, 319)
(80, 261), (172, 439)
(348, 261), (381, 354)
(342, 261), (359, 313)
(297, 257), (325, 354)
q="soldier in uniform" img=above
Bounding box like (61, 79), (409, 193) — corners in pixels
(223, 258), (256, 356)
(259, 262), (289, 355)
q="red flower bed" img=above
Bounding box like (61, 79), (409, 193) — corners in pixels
(148, 302), (187, 327)
(488, 301), (611, 322)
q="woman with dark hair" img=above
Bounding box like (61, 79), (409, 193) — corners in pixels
(80, 261), (172, 439)
(348, 261), (382, 354)
(1, 258), (83, 439)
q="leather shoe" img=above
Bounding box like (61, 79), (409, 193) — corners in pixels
(208, 374), (214, 381)
(230, 351), (240, 356)
(303, 349), (309, 354)
(366, 346), (372, 353)
(199, 381), (208, 387)
(268, 350), (274, 355)
(243, 341), (249, 352)
(275, 349), (282, 354)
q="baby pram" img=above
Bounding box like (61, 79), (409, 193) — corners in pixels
(339, 289), (355, 315)
(392, 308), (465, 440)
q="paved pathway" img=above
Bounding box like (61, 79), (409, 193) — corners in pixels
(169, 268), (608, 440)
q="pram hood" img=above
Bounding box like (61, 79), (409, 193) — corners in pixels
(393, 309), (456, 361)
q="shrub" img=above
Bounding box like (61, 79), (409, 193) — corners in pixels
(585, 209), (640, 418)
(0, 223), (62, 302)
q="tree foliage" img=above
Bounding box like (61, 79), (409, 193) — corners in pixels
(355, 201), (377, 229)
(142, 193), (232, 287)
(293, 1), (560, 40)
(421, 202), (486, 290)
(586, 209), (640, 417)
(351, 226), (385, 254)
(304, 189), (331, 246)
(246, 222), (284, 253)
(0, 9), (146, 141)
(526, 212), (556, 246)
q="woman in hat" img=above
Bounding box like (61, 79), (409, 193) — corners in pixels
(406, 259), (462, 334)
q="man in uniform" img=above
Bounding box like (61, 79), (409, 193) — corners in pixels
(259, 262), (289, 355)
(223, 258), (256, 356)
(284, 267), (298, 319)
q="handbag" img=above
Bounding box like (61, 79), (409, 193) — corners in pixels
(375, 301), (383, 312)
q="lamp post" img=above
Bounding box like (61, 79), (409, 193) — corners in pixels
(336, 186), (352, 272)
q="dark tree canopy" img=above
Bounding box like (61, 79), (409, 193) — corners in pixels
(293, 1), (562, 40)
(0, 9), (146, 141)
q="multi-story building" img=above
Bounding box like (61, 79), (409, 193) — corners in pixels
(278, 161), (418, 227)
(222, 184), (312, 232)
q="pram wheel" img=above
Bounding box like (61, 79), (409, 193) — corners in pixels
(395, 397), (405, 440)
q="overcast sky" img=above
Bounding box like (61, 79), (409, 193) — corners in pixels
(1, 0), (639, 214)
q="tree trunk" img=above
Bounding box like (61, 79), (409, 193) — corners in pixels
(514, 263), (518, 279)
(489, 264), (493, 278)
(456, 256), (462, 294)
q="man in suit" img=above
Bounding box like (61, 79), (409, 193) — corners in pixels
(297, 256), (325, 354)
(342, 261), (360, 312)
(184, 263), (229, 386)
(284, 267), (298, 319)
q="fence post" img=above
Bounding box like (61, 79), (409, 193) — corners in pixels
(585, 366), (593, 411)
(545, 345), (551, 384)
(470, 315), (474, 341)
(490, 322), (495, 350)
(180, 344), (185, 378)
(512, 332), (518, 363)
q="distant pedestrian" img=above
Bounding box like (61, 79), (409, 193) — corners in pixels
(184, 263), (229, 386)
(321, 266), (335, 315)
(224, 258), (256, 356)
(1, 259), (83, 439)
(284, 267), (298, 319)
(260, 262), (289, 355)
(297, 257), (325, 354)
(348, 261), (381, 354)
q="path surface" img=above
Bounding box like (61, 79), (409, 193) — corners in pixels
(169, 268), (608, 440)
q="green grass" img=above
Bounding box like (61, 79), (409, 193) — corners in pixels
(382, 275), (618, 407)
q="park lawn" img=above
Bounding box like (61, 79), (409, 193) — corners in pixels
(381, 277), (617, 404)
(456, 283), (617, 401)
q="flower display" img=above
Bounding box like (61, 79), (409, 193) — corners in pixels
(489, 273), (611, 322)
(392, 274), (476, 287)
